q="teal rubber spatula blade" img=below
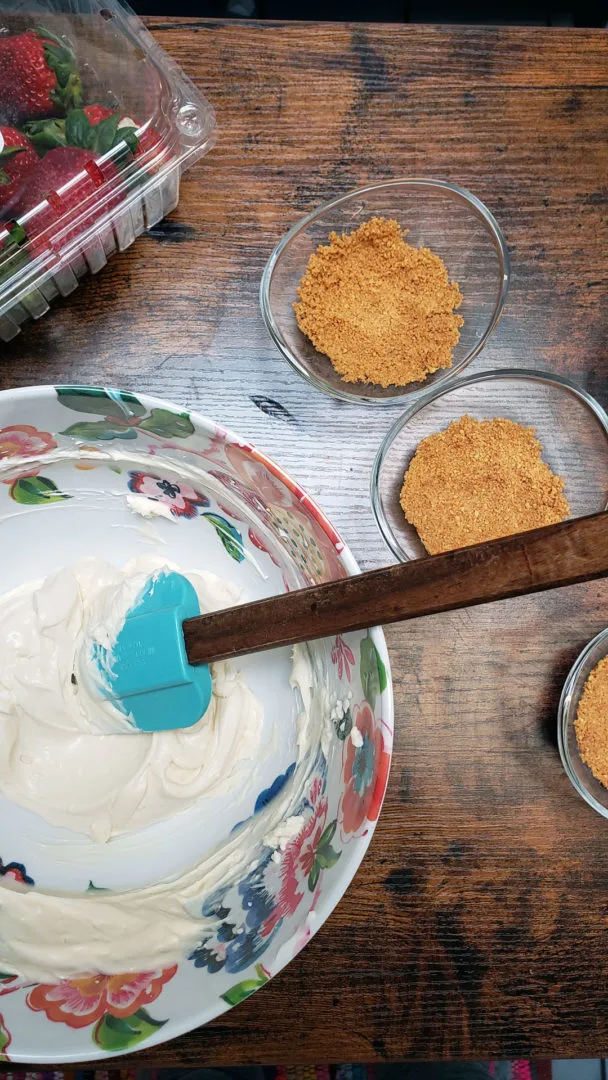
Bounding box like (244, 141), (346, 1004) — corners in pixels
(93, 571), (212, 733)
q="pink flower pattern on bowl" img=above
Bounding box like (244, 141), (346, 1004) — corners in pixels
(331, 635), (356, 682)
(0, 425), (57, 460)
(261, 777), (334, 937)
(27, 967), (176, 1030)
(225, 443), (294, 509)
(0, 424), (57, 483)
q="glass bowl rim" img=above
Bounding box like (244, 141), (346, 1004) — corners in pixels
(259, 177), (511, 407)
(370, 366), (608, 563)
(558, 624), (608, 819)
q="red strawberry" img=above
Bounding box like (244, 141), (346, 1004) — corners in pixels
(0, 128), (37, 216)
(82, 105), (113, 126)
(13, 146), (120, 255)
(0, 27), (81, 125)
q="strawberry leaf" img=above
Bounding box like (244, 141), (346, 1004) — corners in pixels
(44, 47), (74, 76)
(38, 28), (82, 113)
(36, 24), (71, 50)
(93, 112), (121, 155)
(0, 223), (29, 288)
(7, 223), (26, 246)
(0, 147), (25, 164)
(52, 62), (75, 89)
(65, 109), (94, 150)
(118, 126), (139, 154)
(49, 73), (82, 112)
(22, 118), (67, 153)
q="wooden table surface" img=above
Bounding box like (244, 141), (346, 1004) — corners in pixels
(2, 18), (608, 1067)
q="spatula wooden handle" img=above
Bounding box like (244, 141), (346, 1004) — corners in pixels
(183, 511), (608, 665)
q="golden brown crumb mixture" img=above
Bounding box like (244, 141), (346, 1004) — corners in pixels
(293, 217), (464, 388)
(400, 415), (570, 555)
(575, 657), (608, 790)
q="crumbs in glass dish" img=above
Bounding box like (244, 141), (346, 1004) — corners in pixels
(575, 657), (608, 790)
(294, 217), (463, 388)
(400, 414), (570, 555)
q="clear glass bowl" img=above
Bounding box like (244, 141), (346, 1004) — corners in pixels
(371, 368), (608, 562)
(558, 627), (608, 818)
(260, 179), (510, 406)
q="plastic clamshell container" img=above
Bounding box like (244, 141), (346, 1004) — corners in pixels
(0, 0), (216, 342)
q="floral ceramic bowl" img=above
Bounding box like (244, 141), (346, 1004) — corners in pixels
(0, 385), (393, 1064)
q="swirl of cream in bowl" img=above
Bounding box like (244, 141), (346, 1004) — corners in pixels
(0, 554), (320, 981)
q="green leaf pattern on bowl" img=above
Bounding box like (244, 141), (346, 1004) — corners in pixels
(56, 387), (195, 443)
(10, 476), (70, 505)
(203, 512), (245, 563)
(93, 1007), (166, 1053)
(360, 634), (387, 710)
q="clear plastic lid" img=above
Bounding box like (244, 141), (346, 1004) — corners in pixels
(0, 0), (216, 329)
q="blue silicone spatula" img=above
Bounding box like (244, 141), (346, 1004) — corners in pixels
(90, 571), (212, 733)
(90, 512), (608, 734)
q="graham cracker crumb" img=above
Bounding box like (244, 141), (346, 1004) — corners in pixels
(575, 656), (608, 789)
(400, 415), (570, 555)
(293, 217), (464, 388)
